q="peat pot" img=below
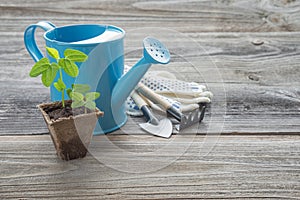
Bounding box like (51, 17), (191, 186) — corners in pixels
(38, 100), (103, 161)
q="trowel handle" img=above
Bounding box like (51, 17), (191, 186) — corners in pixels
(136, 83), (182, 122)
(131, 90), (159, 125)
(131, 91), (148, 109)
(136, 83), (170, 109)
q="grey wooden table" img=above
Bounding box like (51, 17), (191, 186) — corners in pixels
(1, 1), (300, 199)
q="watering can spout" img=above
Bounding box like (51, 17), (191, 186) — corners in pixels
(112, 58), (151, 109)
(112, 37), (170, 109)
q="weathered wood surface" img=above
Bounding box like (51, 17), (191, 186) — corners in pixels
(0, 135), (299, 199)
(0, 0), (300, 135)
(1, 31), (300, 134)
(1, 0), (300, 32)
(0, 1), (300, 199)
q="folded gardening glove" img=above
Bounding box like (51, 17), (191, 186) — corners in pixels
(125, 66), (213, 116)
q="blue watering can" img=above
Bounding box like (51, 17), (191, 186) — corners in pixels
(24, 21), (170, 134)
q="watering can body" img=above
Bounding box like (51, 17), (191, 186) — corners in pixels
(24, 21), (138, 134)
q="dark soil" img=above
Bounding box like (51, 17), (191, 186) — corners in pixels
(59, 138), (88, 160)
(43, 101), (93, 120)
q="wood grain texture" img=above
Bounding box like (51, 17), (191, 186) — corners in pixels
(0, 0), (300, 135)
(1, 0), (300, 32)
(1, 32), (299, 135)
(1, 1), (299, 199)
(0, 135), (299, 199)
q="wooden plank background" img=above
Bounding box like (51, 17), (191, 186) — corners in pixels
(1, 1), (300, 135)
(0, 135), (299, 199)
(0, 0), (299, 199)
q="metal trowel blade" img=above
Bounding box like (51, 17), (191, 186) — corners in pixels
(139, 118), (173, 138)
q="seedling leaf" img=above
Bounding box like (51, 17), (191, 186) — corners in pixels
(46, 47), (60, 59)
(29, 46), (94, 109)
(86, 92), (100, 101)
(57, 78), (66, 90)
(69, 91), (84, 101)
(66, 88), (72, 98)
(29, 58), (50, 77)
(64, 49), (88, 62)
(72, 84), (91, 94)
(71, 100), (85, 108)
(54, 82), (62, 91)
(41, 63), (59, 87)
(85, 101), (96, 110)
(59, 58), (79, 77)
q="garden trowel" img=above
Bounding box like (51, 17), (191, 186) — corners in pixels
(136, 83), (207, 131)
(131, 91), (172, 138)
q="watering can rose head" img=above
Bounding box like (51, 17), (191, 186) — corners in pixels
(29, 47), (100, 110)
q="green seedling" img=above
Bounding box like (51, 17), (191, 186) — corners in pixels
(29, 47), (100, 111)
(67, 84), (100, 113)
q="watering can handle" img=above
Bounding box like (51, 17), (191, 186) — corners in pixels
(24, 21), (56, 62)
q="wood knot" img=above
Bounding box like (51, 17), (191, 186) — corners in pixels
(248, 74), (260, 81)
(251, 39), (264, 46)
(244, 105), (251, 111)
